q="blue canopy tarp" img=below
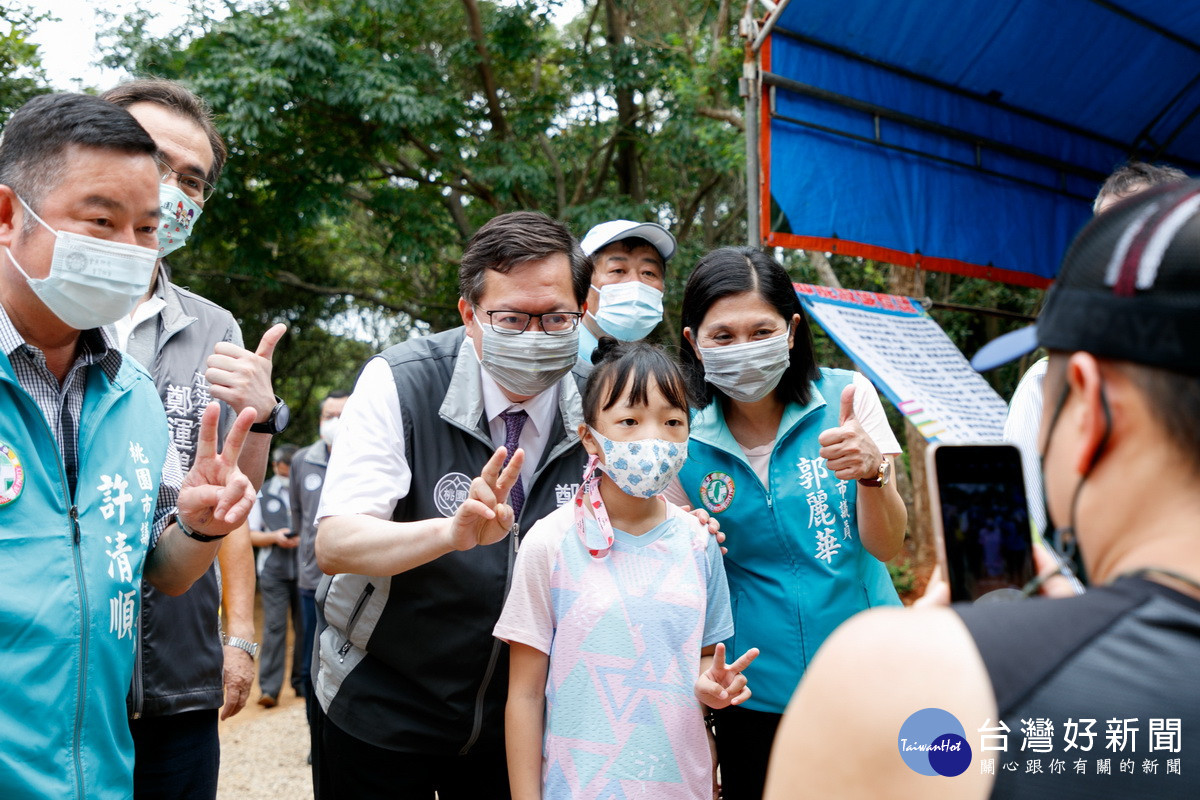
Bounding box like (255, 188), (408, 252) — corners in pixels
(760, 1), (1200, 287)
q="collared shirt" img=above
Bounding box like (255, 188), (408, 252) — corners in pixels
(317, 340), (561, 522)
(0, 304), (182, 546)
(112, 294), (167, 354)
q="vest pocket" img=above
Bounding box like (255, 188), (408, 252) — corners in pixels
(337, 582), (375, 662)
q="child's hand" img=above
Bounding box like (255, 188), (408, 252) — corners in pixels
(447, 446), (525, 551)
(694, 643), (760, 709)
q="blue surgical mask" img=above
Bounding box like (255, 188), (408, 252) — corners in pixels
(157, 183), (204, 258)
(590, 281), (664, 341)
(6, 195), (157, 330)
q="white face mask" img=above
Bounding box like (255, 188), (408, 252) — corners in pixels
(319, 417), (341, 448)
(157, 183), (204, 258)
(590, 281), (664, 341)
(478, 322), (579, 397)
(699, 330), (792, 403)
(5, 195), (157, 330)
(587, 427), (688, 499)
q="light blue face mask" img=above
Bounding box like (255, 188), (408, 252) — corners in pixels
(157, 183), (204, 258)
(590, 280), (664, 341)
(587, 427), (688, 499)
(6, 195), (157, 329)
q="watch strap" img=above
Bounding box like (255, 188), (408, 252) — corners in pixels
(176, 515), (229, 542)
(859, 459), (889, 488)
(249, 396), (289, 435)
(223, 634), (259, 659)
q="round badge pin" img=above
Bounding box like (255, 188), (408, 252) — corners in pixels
(698, 471), (735, 513)
(433, 472), (473, 518)
(0, 441), (26, 506)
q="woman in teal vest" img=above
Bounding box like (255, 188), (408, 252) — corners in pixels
(666, 247), (908, 799)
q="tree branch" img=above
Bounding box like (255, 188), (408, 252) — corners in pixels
(697, 106), (744, 130)
(539, 133), (567, 216)
(461, 0), (511, 139)
(676, 174), (723, 242)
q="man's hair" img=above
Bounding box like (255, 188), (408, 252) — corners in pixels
(323, 390), (351, 403)
(594, 236), (666, 270)
(1093, 161), (1189, 214)
(101, 79), (228, 185)
(458, 211), (591, 306)
(272, 443), (299, 465)
(0, 93), (158, 233)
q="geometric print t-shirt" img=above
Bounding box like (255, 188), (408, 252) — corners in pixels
(495, 500), (734, 799)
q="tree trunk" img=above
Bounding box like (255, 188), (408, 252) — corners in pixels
(887, 263), (936, 585)
(604, 0), (643, 201)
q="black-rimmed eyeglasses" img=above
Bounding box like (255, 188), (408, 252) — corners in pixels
(478, 309), (583, 335)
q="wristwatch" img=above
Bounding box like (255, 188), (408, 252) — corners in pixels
(249, 396), (290, 435)
(859, 459), (891, 488)
(223, 634), (259, 659)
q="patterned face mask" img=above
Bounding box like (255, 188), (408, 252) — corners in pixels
(586, 427), (688, 499)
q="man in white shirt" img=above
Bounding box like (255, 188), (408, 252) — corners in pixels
(311, 211), (593, 798)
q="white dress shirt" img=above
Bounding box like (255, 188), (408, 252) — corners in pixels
(318, 342), (561, 522)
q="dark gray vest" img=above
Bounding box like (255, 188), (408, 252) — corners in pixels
(126, 278), (241, 718)
(257, 476), (296, 581)
(317, 327), (588, 755)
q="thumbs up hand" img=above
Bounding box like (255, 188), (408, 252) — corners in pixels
(817, 384), (884, 482)
(205, 322), (288, 423)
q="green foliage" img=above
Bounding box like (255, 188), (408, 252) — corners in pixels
(888, 558), (915, 597)
(103, 0), (748, 416)
(101, 0), (1039, 425)
(0, 4), (52, 118)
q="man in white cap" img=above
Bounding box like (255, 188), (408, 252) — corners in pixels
(577, 219), (677, 362)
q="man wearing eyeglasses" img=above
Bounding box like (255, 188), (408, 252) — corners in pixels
(310, 211), (592, 798)
(100, 80), (287, 800)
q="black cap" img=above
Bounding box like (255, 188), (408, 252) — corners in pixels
(972, 180), (1200, 376)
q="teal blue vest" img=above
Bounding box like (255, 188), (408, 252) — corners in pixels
(678, 368), (900, 713)
(0, 351), (169, 799)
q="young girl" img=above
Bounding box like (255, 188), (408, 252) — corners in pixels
(495, 338), (759, 800)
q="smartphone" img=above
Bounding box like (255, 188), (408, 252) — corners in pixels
(284, 530), (300, 538)
(927, 443), (1036, 603)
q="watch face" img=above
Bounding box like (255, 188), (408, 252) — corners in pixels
(273, 401), (291, 433)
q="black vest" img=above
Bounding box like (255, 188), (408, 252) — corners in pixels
(318, 328), (589, 754)
(956, 576), (1200, 798)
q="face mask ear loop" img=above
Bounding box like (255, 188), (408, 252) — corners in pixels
(1039, 378), (1081, 586)
(1050, 383), (1112, 588)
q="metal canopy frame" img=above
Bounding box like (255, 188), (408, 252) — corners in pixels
(740, 1), (1200, 284)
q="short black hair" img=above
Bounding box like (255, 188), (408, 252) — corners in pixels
(583, 337), (690, 427)
(594, 236), (665, 265)
(101, 79), (228, 184)
(459, 211), (591, 306)
(679, 246), (820, 408)
(0, 93), (158, 228)
(323, 390), (350, 403)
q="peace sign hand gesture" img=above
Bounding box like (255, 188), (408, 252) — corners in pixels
(695, 643), (761, 709)
(176, 403), (258, 538)
(446, 445), (526, 552)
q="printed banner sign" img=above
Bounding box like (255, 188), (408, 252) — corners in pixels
(796, 284), (1006, 442)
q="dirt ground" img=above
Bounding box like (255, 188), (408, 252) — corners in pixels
(217, 591), (312, 799)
